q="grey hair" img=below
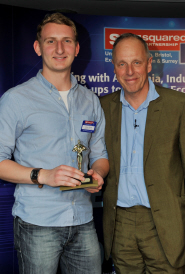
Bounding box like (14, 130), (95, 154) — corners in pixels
(112, 33), (150, 62)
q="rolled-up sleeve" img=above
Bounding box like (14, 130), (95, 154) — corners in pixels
(89, 95), (108, 167)
(0, 91), (23, 162)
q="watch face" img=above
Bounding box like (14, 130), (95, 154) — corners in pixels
(31, 169), (41, 184)
(30, 168), (43, 188)
(32, 170), (38, 180)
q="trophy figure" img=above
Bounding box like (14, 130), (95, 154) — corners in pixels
(72, 140), (87, 172)
(60, 140), (98, 190)
(72, 140), (92, 184)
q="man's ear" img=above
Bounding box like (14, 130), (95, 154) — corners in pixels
(112, 60), (116, 74)
(147, 56), (153, 73)
(33, 40), (42, 56)
(112, 60), (115, 74)
(75, 42), (80, 57)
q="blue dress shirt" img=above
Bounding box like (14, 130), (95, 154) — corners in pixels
(117, 78), (159, 208)
(0, 70), (108, 226)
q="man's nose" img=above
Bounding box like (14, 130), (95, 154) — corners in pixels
(56, 41), (64, 54)
(127, 64), (134, 75)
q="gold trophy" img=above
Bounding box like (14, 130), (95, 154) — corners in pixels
(72, 140), (87, 173)
(60, 140), (98, 191)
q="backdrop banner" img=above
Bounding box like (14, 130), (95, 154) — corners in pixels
(1, 4), (185, 273)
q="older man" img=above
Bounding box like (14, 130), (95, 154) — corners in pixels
(100, 33), (185, 273)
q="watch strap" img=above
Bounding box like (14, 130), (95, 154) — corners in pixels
(30, 168), (43, 188)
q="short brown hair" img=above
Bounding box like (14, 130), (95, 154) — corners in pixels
(36, 12), (78, 42)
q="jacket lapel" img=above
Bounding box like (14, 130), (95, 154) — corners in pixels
(110, 91), (122, 182)
(108, 88), (163, 176)
(144, 95), (163, 165)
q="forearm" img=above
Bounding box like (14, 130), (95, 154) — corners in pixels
(91, 158), (109, 178)
(85, 158), (109, 193)
(0, 159), (33, 184)
(0, 159), (85, 187)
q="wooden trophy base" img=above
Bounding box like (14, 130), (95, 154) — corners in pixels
(60, 174), (98, 191)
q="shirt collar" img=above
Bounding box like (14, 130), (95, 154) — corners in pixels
(120, 77), (159, 111)
(36, 69), (78, 93)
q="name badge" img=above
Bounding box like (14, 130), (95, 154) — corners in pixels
(81, 120), (97, 133)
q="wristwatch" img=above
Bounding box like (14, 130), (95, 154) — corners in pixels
(30, 168), (43, 188)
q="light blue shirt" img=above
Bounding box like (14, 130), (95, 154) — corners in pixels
(117, 78), (159, 208)
(0, 70), (108, 226)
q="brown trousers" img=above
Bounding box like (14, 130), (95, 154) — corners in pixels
(112, 206), (185, 274)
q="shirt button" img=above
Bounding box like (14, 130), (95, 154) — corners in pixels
(58, 97), (61, 100)
(133, 150), (136, 153)
(72, 160), (75, 163)
(49, 90), (52, 93)
(72, 201), (75, 205)
(69, 117), (71, 120)
(113, 206), (116, 210)
(71, 138), (73, 141)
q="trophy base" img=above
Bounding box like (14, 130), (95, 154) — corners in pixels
(60, 174), (98, 191)
(81, 174), (92, 184)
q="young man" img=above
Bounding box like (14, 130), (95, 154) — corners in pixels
(100, 33), (185, 273)
(0, 13), (109, 274)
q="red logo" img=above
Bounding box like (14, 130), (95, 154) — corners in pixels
(105, 28), (185, 51)
(85, 121), (94, 124)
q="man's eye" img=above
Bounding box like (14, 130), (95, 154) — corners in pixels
(65, 39), (71, 43)
(48, 40), (54, 44)
(120, 63), (125, 66)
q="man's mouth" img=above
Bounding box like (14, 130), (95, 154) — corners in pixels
(125, 78), (138, 83)
(53, 56), (66, 60)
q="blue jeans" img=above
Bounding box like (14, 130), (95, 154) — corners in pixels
(14, 217), (101, 274)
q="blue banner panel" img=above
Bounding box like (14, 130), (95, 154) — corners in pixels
(0, 5), (13, 95)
